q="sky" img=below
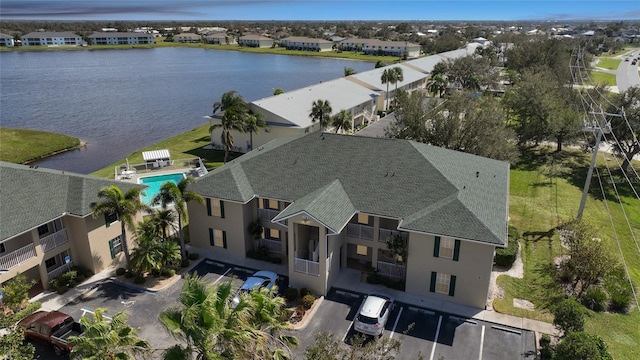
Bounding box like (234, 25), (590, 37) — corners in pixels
(1, 0), (639, 22)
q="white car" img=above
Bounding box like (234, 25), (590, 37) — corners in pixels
(231, 270), (278, 307)
(353, 293), (394, 337)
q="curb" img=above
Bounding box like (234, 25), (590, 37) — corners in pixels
(289, 296), (324, 331)
(110, 257), (205, 293)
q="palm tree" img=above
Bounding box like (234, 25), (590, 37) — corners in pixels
(152, 177), (204, 261)
(211, 91), (249, 163)
(309, 99), (332, 131)
(69, 308), (150, 360)
(92, 185), (147, 264)
(130, 221), (162, 275)
(331, 109), (353, 133)
(213, 90), (247, 115)
(244, 111), (268, 151)
(381, 68), (396, 110)
(427, 73), (448, 98)
(392, 66), (404, 100)
(344, 67), (356, 76)
(150, 208), (177, 240)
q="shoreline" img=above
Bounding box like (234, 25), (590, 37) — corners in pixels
(23, 141), (87, 165)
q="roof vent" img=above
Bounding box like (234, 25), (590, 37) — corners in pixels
(476, 171), (480, 178)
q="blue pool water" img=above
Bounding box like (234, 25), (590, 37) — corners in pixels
(139, 173), (186, 205)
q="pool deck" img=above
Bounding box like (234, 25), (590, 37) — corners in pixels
(117, 165), (205, 184)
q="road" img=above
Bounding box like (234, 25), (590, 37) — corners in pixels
(616, 50), (640, 92)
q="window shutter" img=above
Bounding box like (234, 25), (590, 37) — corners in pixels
(449, 275), (457, 296)
(108, 240), (115, 259)
(206, 198), (212, 216)
(433, 236), (440, 257)
(104, 213), (110, 228)
(222, 231), (227, 249)
(209, 228), (214, 246)
(453, 240), (461, 261)
(220, 201), (225, 218)
(429, 272), (436, 293)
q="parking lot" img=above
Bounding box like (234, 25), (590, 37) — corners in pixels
(32, 261), (534, 359)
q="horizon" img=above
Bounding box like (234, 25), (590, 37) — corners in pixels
(1, 1), (639, 22)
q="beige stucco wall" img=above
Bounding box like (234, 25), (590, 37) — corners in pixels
(287, 214), (328, 295)
(405, 232), (495, 309)
(84, 212), (140, 272)
(188, 198), (250, 258)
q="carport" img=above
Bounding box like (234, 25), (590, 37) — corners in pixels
(142, 149), (171, 169)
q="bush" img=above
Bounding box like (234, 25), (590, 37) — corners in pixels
(301, 294), (315, 309)
(284, 287), (299, 302)
(581, 287), (608, 312)
(188, 252), (199, 260)
(134, 275), (146, 284)
(495, 226), (519, 267)
(553, 332), (612, 360)
(0, 301), (41, 328)
(606, 279), (633, 313)
(300, 288), (312, 298)
(539, 333), (552, 360)
(56, 285), (69, 294)
(72, 265), (93, 279)
(116, 267), (127, 276)
(552, 298), (585, 335)
(181, 259), (190, 268)
(161, 268), (176, 277)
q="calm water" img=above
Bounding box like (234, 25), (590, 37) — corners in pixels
(0, 48), (373, 173)
(139, 172), (186, 205)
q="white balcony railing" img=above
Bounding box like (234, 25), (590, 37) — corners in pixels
(0, 243), (37, 270)
(40, 229), (69, 252)
(261, 238), (282, 254)
(346, 223), (374, 240)
(47, 261), (73, 280)
(377, 260), (406, 280)
(294, 257), (320, 276)
(378, 229), (409, 243)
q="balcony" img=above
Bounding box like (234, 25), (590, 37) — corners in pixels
(378, 229), (409, 243)
(346, 223), (374, 240)
(47, 260), (73, 280)
(261, 238), (282, 254)
(40, 229), (69, 252)
(377, 260), (406, 280)
(294, 257), (319, 276)
(0, 243), (37, 270)
(258, 208), (280, 221)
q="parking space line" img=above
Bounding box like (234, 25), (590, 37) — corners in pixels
(429, 315), (442, 360)
(478, 325), (485, 360)
(389, 306), (403, 339)
(212, 267), (232, 284)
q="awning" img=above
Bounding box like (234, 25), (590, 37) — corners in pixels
(142, 149), (170, 162)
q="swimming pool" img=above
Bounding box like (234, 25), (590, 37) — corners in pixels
(138, 173), (186, 205)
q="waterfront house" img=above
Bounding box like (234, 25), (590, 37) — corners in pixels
(206, 33), (237, 45)
(187, 133), (509, 309)
(21, 32), (83, 46)
(174, 33), (202, 43)
(206, 78), (379, 153)
(238, 34), (273, 48)
(88, 32), (153, 45)
(279, 36), (333, 52)
(0, 162), (145, 291)
(0, 33), (15, 46)
(359, 39), (421, 58)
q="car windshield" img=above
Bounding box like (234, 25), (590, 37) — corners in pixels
(357, 314), (378, 324)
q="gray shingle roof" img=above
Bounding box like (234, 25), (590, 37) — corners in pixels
(0, 162), (145, 241)
(190, 133), (509, 246)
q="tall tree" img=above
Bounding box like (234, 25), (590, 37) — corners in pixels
(153, 177), (204, 261)
(129, 220), (162, 275)
(69, 308), (150, 360)
(381, 68), (395, 110)
(309, 99), (333, 131)
(244, 111), (268, 151)
(92, 185), (147, 264)
(211, 90), (250, 163)
(606, 86), (640, 172)
(426, 73), (447, 98)
(391, 66), (404, 107)
(331, 109), (353, 133)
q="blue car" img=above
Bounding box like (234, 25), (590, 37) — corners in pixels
(232, 270), (279, 307)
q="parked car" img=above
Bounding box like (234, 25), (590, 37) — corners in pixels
(353, 293), (395, 337)
(231, 270), (278, 307)
(18, 310), (84, 356)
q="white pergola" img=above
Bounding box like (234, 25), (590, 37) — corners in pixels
(142, 149), (170, 168)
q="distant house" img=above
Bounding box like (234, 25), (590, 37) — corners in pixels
(174, 33), (202, 43)
(279, 36), (333, 52)
(206, 33), (237, 45)
(0, 162), (145, 291)
(22, 32), (83, 46)
(88, 32), (153, 45)
(0, 33), (15, 46)
(361, 39), (421, 58)
(186, 133), (510, 309)
(238, 34), (273, 48)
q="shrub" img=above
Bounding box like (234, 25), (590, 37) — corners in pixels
(161, 268), (176, 277)
(552, 298), (585, 335)
(284, 287), (299, 302)
(188, 252), (199, 260)
(134, 275), (146, 284)
(553, 332), (612, 360)
(302, 294), (315, 309)
(0, 273), (35, 312)
(495, 226), (519, 267)
(539, 334), (552, 360)
(181, 259), (190, 268)
(581, 286), (608, 312)
(299, 288), (311, 298)
(0, 301), (41, 328)
(605, 266), (633, 313)
(116, 267), (127, 276)
(56, 285), (69, 295)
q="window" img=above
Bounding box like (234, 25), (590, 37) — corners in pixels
(45, 257), (56, 269)
(209, 228), (227, 248)
(266, 228), (280, 240)
(267, 199), (279, 210)
(357, 213), (369, 225)
(207, 198), (225, 218)
(356, 245), (368, 256)
(37, 224), (50, 237)
(433, 236), (460, 261)
(108, 236), (123, 259)
(0, 242), (5, 253)
(430, 272), (457, 296)
(104, 212), (118, 228)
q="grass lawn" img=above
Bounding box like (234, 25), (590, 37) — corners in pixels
(596, 58), (622, 70)
(587, 70), (617, 86)
(90, 124), (228, 178)
(495, 146), (640, 359)
(0, 127), (81, 164)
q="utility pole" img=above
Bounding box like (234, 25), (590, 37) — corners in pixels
(577, 107), (616, 219)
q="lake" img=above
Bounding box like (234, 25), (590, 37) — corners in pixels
(0, 48), (374, 174)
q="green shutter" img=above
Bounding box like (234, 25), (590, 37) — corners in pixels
(429, 272), (436, 293)
(209, 228), (214, 246)
(206, 198), (212, 216)
(108, 240), (115, 259)
(433, 236), (440, 257)
(453, 240), (461, 261)
(220, 201), (225, 218)
(104, 213), (110, 228)
(222, 231), (227, 249)
(449, 275), (457, 296)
